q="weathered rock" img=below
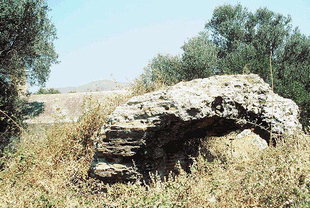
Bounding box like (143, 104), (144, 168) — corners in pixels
(203, 129), (268, 161)
(90, 74), (301, 183)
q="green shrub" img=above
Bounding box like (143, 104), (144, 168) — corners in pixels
(36, 88), (61, 95)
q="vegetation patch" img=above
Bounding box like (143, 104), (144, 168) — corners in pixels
(0, 93), (309, 207)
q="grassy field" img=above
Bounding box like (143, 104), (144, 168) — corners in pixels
(0, 92), (309, 208)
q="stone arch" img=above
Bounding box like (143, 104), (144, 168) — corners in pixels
(90, 74), (301, 183)
(131, 114), (270, 182)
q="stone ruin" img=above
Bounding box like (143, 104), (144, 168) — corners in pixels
(90, 74), (301, 183)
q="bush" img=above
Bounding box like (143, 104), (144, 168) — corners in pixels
(36, 88), (61, 94)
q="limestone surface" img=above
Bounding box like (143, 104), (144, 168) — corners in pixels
(204, 129), (268, 161)
(90, 74), (301, 183)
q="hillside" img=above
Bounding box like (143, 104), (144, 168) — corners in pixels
(26, 90), (127, 124)
(55, 80), (129, 93)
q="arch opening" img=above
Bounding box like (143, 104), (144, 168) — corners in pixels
(132, 115), (268, 182)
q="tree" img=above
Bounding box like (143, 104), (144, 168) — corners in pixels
(206, 4), (309, 131)
(0, 0), (57, 153)
(137, 4), (309, 131)
(36, 88), (60, 94)
(181, 32), (218, 80)
(138, 32), (218, 91)
(0, 80), (25, 155)
(274, 31), (310, 130)
(141, 54), (182, 88)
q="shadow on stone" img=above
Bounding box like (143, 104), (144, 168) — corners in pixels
(132, 115), (269, 183)
(90, 74), (302, 184)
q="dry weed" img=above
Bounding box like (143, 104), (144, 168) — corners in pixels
(0, 91), (309, 208)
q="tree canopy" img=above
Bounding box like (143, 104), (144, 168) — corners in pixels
(180, 32), (218, 80)
(138, 4), (309, 131)
(0, 0), (58, 152)
(139, 32), (218, 90)
(0, 0), (57, 86)
(206, 4), (309, 131)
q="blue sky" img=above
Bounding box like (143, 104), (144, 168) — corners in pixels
(44, 0), (310, 88)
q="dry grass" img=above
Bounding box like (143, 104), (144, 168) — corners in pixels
(131, 74), (169, 96)
(0, 92), (309, 208)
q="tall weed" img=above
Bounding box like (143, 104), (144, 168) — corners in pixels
(0, 92), (309, 208)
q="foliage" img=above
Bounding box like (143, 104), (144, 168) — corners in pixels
(206, 4), (309, 131)
(141, 54), (182, 89)
(36, 88), (60, 94)
(180, 32), (218, 80)
(0, 79), (25, 156)
(0, 93), (130, 207)
(0, 0), (57, 150)
(0, 0), (58, 86)
(0, 92), (309, 207)
(136, 32), (218, 92)
(0, 2), (309, 207)
(136, 4), (309, 131)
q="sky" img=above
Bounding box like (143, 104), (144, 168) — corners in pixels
(43, 0), (310, 89)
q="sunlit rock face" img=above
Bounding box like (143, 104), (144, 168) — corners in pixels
(90, 74), (301, 183)
(203, 129), (269, 162)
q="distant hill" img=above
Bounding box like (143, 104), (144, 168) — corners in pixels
(26, 90), (127, 124)
(55, 80), (129, 93)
